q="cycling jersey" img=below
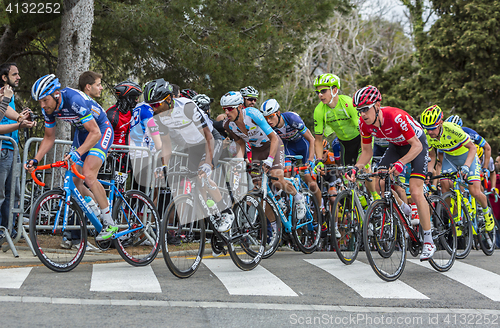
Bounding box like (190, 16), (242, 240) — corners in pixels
(149, 97), (207, 147)
(129, 102), (156, 160)
(359, 107), (423, 146)
(42, 88), (110, 131)
(313, 95), (359, 141)
(462, 127), (486, 148)
(425, 122), (470, 156)
(224, 107), (274, 148)
(274, 112), (308, 142)
(106, 104), (131, 146)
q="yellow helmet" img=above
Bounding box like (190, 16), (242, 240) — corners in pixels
(476, 144), (484, 159)
(420, 105), (443, 129)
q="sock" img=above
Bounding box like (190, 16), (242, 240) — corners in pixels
(370, 191), (381, 200)
(401, 203), (411, 218)
(482, 207), (489, 214)
(423, 229), (433, 244)
(294, 192), (303, 202)
(100, 206), (114, 226)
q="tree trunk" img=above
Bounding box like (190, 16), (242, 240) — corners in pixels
(52, 0), (94, 185)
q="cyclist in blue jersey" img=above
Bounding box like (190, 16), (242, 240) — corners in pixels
(260, 98), (321, 202)
(222, 91), (307, 220)
(25, 74), (117, 241)
(446, 115), (492, 178)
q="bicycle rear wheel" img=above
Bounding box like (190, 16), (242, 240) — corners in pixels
(113, 190), (160, 266)
(228, 193), (266, 270)
(442, 192), (473, 259)
(291, 189), (322, 254)
(331, 190), (361, 264)
(29, 189), (87, 272)
(428, 195), (456, 272)
(363, 199), (406, 282)
(161, 194), (205, 278)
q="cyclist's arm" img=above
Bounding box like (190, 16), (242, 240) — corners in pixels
(484, 141), (491, 170)
(160, 134), (172, 166)
(398, 135), (422, 165)
(314, 135), (323, 160)
(303, 129), (315, 162)
(267, 131), (279, 163)
(147, 118), (162, 152)
(202, 125), (214, 166)
(73, 119), (101, 156)
(428, 147), (437, 175)
(235, 139), (246, 159)
(463, 139), (477, 168)
(355, 142), (373, 171)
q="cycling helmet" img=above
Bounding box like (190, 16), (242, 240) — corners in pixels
(313, 74), (340, 89)
(193, 94), (212, 113)
(240, 86), (259, 98)
(260, 99), (280, 116)
(31, 74), (61, 101)
(420, 105), (444, 128)
(445, 115), (463, 127)
(114, 81), (142, 99)
(353, 85), (382, 108)
(180, 88), (198, 99)
(476, 144), (484, 159)
(143, 79), (173, 104)
(220, 91), (244, 107)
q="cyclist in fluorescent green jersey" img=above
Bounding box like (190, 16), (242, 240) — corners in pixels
(421, 105), (495, 232)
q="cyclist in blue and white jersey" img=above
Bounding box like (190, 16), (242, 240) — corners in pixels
(222, 91), (307, 220)
(446, 115), (492, 178)
(25, 74), (116, 241)
(260, 98), (321, 202)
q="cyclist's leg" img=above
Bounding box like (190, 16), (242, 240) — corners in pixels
(468, 155), (495, 230)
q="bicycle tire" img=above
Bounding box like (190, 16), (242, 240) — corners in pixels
(113, 190), (160, 266)
(331, 190), (361, 264)
(227, 193), (266, 270)
(442, 192), (473, 259)
(291, 189), (322, 254)
(479, 199), (497, 256)
(427, 195), (457, 272)
(161, 194), (205, 278)
(29, 189), (87, 272)
(260, 194), (282, 259)
(363, 199), (406, 282)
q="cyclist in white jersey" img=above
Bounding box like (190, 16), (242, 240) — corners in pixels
(221, 91), (307, 220)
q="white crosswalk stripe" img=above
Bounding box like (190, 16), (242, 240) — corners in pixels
(0, 267), (32, 289)
(410, 259), (500, 301)
(306, 259), (429, 299)
(90, 262), (162, 293)
(203, 258), (298, 296)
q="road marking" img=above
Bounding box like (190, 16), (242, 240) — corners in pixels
(410, 259), (500, 301)
(305, 259), (428, 299)
(0, 267), (32, 289)
(90, 262), (161, 293)
(203, 259), (298, 296)
(0, 295), (499, 315)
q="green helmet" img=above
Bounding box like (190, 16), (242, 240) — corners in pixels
(313, 73), (340, 89)
(420, 105), (443, 129)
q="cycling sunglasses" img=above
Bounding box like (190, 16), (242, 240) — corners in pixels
(223, 105), (239, 112)
(265, 113), (276, 119)
(356, 103), (374, 114)
(150, 95), (171, 108)
(315, 88), (329, 95)
(245, 97), (257, 102)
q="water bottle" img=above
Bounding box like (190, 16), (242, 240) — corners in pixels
(84, 196), (101, 218)
(359, 194), (368, 208)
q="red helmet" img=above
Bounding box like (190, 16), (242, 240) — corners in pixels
(353, 85), (382, 108)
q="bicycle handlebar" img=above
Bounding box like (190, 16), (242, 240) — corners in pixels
(31, 161), (86, 187)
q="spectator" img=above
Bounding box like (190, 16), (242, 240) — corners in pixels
(0, 62), (35, 240)
(78, 71), (103, 98)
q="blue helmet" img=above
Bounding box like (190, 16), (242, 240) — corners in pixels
(31, 74), (61, 101)
(445, 115), (463, 127)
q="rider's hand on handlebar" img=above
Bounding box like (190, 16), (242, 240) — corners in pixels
(64, 151), (81, 165)
(389, 161), (404, 176)
(24, 159), (38, 173)
(345, 166), (359, 182)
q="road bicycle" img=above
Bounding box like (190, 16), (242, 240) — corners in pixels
(362, 170), (456, 281)
(255, 158), (322, 258)
(440, 171), (496, 258)
(28, 156), (160, 272)
(160, 164), (266, 278)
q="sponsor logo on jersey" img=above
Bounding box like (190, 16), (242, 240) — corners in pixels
(395, 114), (408, 132)
(100, 127), (112, 149)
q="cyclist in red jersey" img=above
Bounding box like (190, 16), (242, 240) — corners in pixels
(107, 81), (142, 146)
(348, 85), (435, 261)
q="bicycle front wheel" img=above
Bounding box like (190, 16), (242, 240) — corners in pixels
(363, 199), (406, 282)
(161, 194), (205, 278)
(228, 193), (266, 270)
(442, 192), (473, 259)
(29, 189), (87, 272)
(331, 189), (361, 264)
(291, 189), (322, 254)
(113, 190), (160, 266)
(259, 195), (282, 259)
(428, 195), (456, 272)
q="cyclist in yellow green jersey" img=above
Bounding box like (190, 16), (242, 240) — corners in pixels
(421, 105), (495, 232)
(313, 73), (379, 201)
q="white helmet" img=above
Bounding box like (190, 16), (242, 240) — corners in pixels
(220, 91), (243, 107)
(240, 86), (259, 98)
(260, 99), (280, 116)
